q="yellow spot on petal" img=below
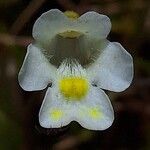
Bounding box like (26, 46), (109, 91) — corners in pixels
(58, 30), (82, 38)
(64, 11), (79, 20)
(50, 108), (63, 120)
(59, 77), (89, 100)
(59, 11), (81, 39)
(88, 107), (102, 119)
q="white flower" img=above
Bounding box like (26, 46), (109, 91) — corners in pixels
(18, 9), (133, 130)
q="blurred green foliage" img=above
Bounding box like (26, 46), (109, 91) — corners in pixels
(0, 111), (22, 150)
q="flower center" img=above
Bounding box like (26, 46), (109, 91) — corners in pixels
(59, 77), (89, 100)
(58, 30), (82, 38)
(58, 11), (81, 39)
(64, 11), (79, 20)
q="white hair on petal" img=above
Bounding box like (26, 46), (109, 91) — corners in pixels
(57, 58), (87, 78)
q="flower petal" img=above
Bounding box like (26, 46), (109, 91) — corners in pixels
(18, 44), (56, 91)
(74, 86), (114, 130)
(78, 11), (111, 39)
(33, 9), (68, 47)
(39, 86), (114, 130)
(87, 42), (134, 92)
(39, 87), (73, 128)
(32, 9), (111, 50)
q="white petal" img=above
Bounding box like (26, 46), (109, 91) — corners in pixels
(78, 11), (111, 39)
(32, 9), (111, 49)
(87, 42), (134, 92)
(18, 44), (56, 91)
(39, 86), (114, 130)
(33, 9), (68, 47)
(39, 87), (73, 128)
(74, 86), (114, 130)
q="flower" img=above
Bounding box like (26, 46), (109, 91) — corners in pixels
(18, 9), (133, 130)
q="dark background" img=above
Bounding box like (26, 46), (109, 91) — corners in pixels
(0, 0), (150, 149)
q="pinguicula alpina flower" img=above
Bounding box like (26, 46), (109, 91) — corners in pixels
(18, 9), (133, 130)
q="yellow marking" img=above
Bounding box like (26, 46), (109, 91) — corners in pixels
(64, 11), (79, 20)
(59, 11), (81, 39)
(58, 30), (82, 38)
(50, 108), (63, 120)
(59, 77), (89, 100)
(88, 107), (102, 119)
